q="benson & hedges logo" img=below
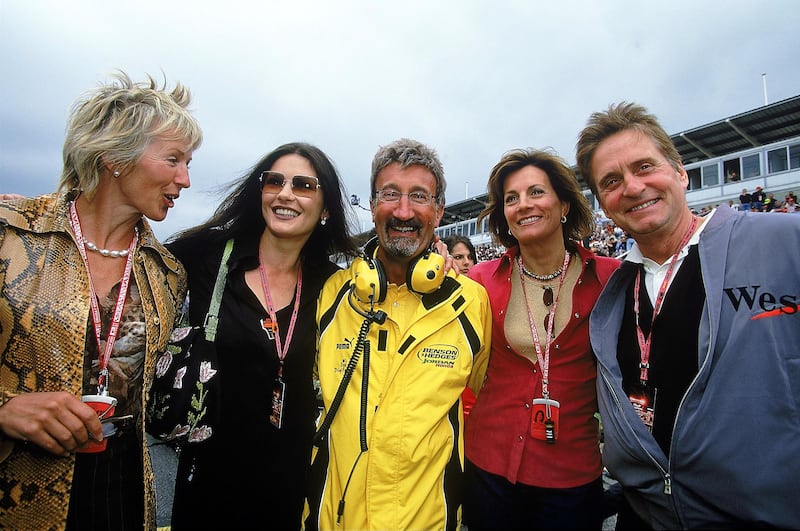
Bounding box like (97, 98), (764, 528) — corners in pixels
(418, 344), (459, 368)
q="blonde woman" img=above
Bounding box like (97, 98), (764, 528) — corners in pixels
(0, 71), (202, 530)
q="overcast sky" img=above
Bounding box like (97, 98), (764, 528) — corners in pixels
(2, 0), (798, 239)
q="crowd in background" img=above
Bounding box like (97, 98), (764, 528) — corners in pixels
(701, 188), (798, 215)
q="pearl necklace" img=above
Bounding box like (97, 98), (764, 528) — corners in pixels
(84, 230), (137, 258)
(519, 256), (564, 282)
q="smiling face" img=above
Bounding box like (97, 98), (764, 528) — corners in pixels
(117, 136), (193, 221)
(503, 165), (568, 249)
(590, 129), (691, 244)
(261, 153), (327, 244)
(371, 162), (444, 268)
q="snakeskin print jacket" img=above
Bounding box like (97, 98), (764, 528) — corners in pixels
(0, 191), (187, 530)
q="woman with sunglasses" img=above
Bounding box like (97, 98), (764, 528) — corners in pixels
(463, 148), (620, 530)
(163, 143), (357, 530)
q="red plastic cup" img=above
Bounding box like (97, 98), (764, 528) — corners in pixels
(78, 395), (117, 453)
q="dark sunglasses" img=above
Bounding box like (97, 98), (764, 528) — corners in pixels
(259, 171), (321, 198)
(542, 287), (555, 337)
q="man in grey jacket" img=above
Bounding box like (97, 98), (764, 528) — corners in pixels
(576, 102), (800, 529)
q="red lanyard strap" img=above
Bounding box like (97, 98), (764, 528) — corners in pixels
(518, 251), (571, 401)
(69, 201), (137, 396)
(634, 215), (698, 385)
(258, 251), (302, 379)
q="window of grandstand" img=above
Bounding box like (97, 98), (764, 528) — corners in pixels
(742, 153), (761, 178)
(702, 163), (719, 187)
(790, 143), (800, 169)
(723, 159), (741, 182)
(768, 147), (789, 173)
(687, 167), (702, 190)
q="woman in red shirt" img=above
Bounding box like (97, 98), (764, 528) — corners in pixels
(464, 148), (619, 530)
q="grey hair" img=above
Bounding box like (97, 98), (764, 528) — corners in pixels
(370, 138), (446, 205)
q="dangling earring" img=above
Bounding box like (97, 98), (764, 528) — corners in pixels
(320, 217), (327, 226)
(507, 229), (512, 236)
(561, 215), (567, 224)
(113, 170), (121, 178)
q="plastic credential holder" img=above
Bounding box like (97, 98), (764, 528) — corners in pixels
(530, 397), (560, 443)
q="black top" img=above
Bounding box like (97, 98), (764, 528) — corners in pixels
(167, 234), (340, 530)
(617, 247), (705, 457)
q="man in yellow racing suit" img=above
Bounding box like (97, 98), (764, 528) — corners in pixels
(304, 139), (491, 531)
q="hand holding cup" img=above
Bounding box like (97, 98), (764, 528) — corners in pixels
(78, 395), (118, 453)
(0, 391), (106, 455)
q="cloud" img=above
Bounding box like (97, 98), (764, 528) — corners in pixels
(2, 0), (798, 240)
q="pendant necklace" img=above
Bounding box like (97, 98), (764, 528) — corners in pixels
(519, 257), (561, 314)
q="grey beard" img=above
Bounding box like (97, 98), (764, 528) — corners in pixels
(385, 236), (421, 258)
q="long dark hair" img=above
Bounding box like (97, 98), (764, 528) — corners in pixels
(168, 142), (358, 261)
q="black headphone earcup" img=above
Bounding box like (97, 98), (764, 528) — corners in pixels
(407, 249), (446, 294)
(352, 254), (387, 303)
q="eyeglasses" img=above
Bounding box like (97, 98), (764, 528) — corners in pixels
(374, 188), (437, 206)
(259, 171), (321, 198)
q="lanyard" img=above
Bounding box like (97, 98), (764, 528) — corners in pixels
(518, 251), (571, 401)
(258, 251), (302, 380)
(69, 201), (137, 396)
(633, 215), (698, 385)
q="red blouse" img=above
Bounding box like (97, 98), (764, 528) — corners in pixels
(465, 245), (619, 488)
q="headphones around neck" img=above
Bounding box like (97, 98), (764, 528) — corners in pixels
(351, 236), (446, 303)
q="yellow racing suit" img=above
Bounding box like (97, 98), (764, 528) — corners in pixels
(304, 269), (491, 531)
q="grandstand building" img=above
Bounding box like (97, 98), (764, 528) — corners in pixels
(436, 95), (800, 247)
